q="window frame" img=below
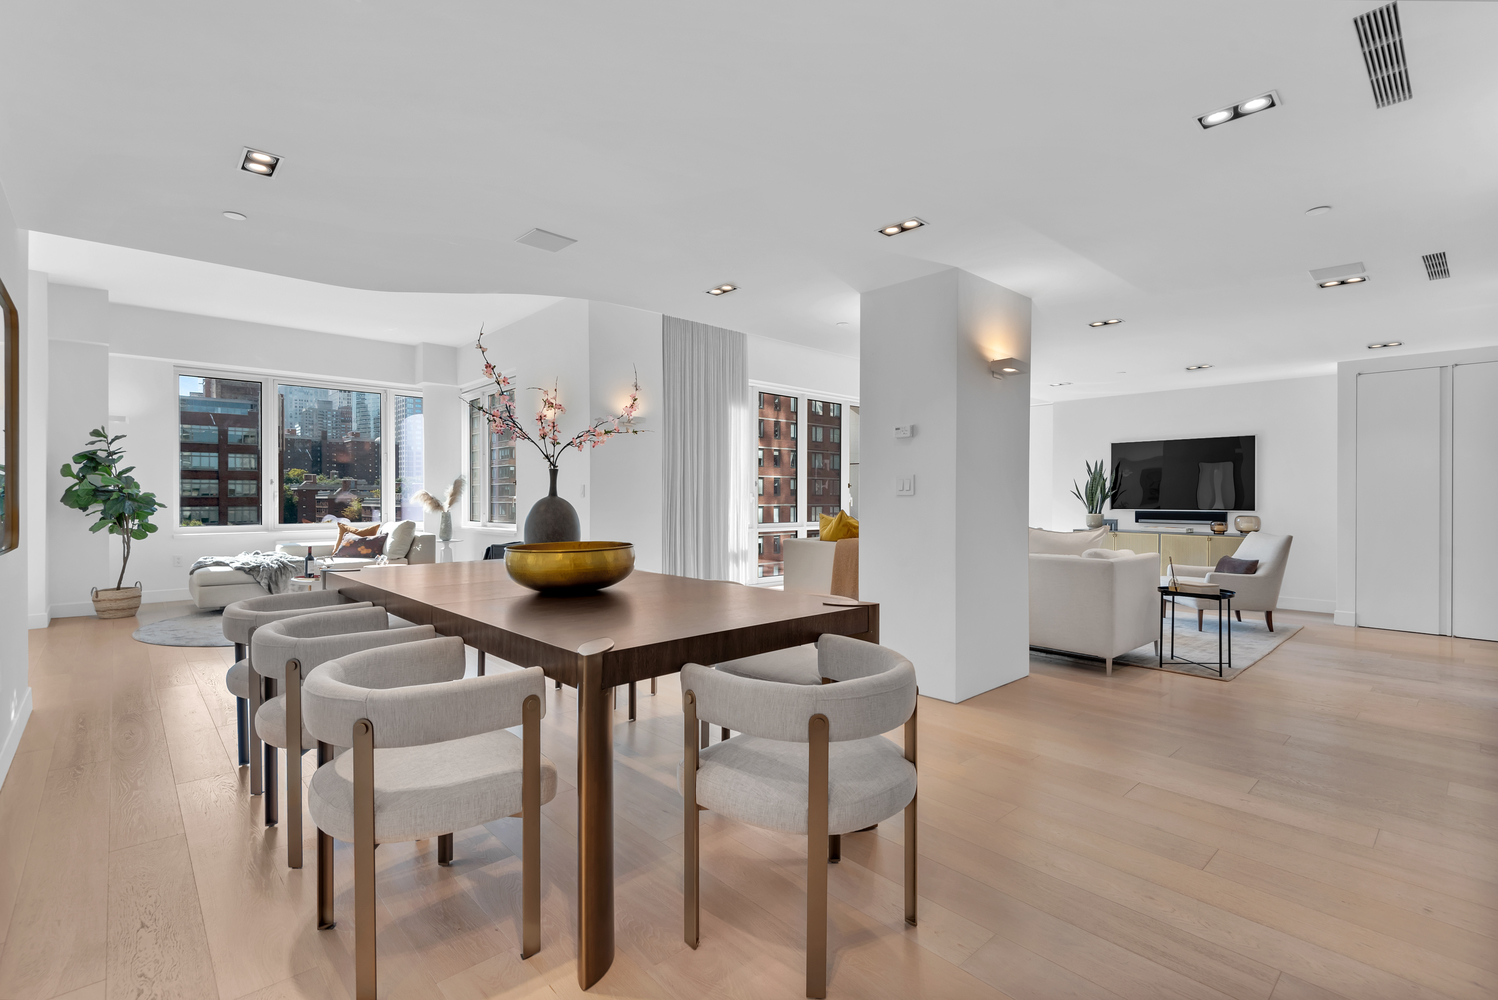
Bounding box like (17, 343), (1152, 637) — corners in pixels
(174, 366), (420, 536)
(750, 379), (858, 586)
(461, 376), (521, 533)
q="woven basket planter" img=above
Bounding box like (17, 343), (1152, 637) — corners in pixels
(92, 584), (142, 619)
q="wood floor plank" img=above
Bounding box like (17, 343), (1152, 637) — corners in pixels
(0, 750), (52, 952)
(106, 834), (220, 1000)
(108, 705), (185, 851)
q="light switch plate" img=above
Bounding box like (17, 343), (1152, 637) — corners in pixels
(896, 476), (916, 496)
(893, 425), (913, 438)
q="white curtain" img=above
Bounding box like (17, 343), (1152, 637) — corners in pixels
(661, 316), (754, 582)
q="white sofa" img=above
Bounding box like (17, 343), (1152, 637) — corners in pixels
(782, 537), (837, 595)
(1028, 527), (1159, 676)
(189, 522), (436, 609)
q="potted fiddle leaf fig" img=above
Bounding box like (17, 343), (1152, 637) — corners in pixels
(59, 427), (163, 618)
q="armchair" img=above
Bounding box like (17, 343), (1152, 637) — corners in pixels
(1166, 532), (1293, 631)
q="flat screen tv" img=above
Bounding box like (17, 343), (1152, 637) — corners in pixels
(1110, 435), (1255, 512)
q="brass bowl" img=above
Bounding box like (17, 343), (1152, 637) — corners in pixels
(504, 541), (635, 595)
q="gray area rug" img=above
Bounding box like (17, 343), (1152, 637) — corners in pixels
(1034, 615), (1301, 681)
(132, 610), (232, 647)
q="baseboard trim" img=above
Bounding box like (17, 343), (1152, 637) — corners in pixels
(1277, 596), (1336, 614)
(27, 612), (50, 630)
(48, 601), (97, 619)
(0, 687), (34, 786)
(1333, 610), (1357, 627)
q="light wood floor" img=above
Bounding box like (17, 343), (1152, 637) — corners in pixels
(0, 606), (1494, 1000)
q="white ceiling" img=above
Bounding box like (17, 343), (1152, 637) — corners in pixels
(28, 233), (562, 347)
(3, 1), (1495, 400)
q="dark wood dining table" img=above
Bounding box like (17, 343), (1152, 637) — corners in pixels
(326, 561), (879, 990)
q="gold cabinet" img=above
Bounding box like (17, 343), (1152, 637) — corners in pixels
(1105, 530), (1246, 576)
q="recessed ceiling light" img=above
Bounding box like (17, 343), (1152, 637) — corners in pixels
(1198, 91), (1279, 129)
(1088, 318), (1123, 327)
(1367, 341), (1403, 349)
(240, 148), (280, 177)
(834, 321), (849, 327)
(1306, 205), (1332, 216)
(1049, 382), (1072, 387)
(515, 228), (577, 252)
(1343, 276), (1366, 283)
(707, 284), (737, 296)
(222, 211), (246, 221)
(1186, 364), (1213, 371)
(1319, 280), (1343, 287)
(1104, 318), (1122, 325)
(878, 218), (924, 237)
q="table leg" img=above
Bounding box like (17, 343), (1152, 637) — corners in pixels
(576, 650), (615, 989)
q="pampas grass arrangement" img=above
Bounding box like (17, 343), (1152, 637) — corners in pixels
(413, 476), (464, 513)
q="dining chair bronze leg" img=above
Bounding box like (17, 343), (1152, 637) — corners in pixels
(235, 697), (249, 766)
(437, 833), (454, 867)
(555, 678), (562, 690)
(682, 690), (700, 949)
(721, 727), (730, 742)
(522, 693), (542, 959)
(628, 681), (636, 722)
(353, 719), (377, 1000)
(699, 719), (709, 750)
(650, 676), (656, 695)
(1197, 608), (1204, 632)
(904, 695), (918, 926)
(807, 713), (830, 999)
(248, 627), (263, 795)
(264, 675), (278, 827)
(285, 659), (303, 868)
(829, 834), (840, 864)
(316, 741), (336, 930)
(477, 650), (486, 676)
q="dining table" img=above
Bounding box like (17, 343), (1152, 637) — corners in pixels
(325, 560), (879, 990)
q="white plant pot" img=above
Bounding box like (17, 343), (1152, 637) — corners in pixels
(1085, 513), (1105, 529)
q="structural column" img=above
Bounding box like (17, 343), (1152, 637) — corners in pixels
(859, 268), (1031, 702)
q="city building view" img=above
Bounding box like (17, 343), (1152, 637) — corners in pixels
(393, 394), (423, 521)
(278, 384), (382, 523)
(805, 398), (842, 522)
(756, 391), (797, 578)
(177, 375), (262, 526)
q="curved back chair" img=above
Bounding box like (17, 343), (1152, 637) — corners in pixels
(250, 608), (439, 868)
(303, 636), (557, 999)
(680, 634), (918, 999)
(1166, 532), (1293, 631)
(221, 591), (372, 797)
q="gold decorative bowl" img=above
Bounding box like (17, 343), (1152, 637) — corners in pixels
(504, 541), (635, 595)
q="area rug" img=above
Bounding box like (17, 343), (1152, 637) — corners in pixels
(132, 610), (233, 647)
(1034, 616), (1301, 681)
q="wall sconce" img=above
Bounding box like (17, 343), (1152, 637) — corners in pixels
(989, 358), (1028, 380)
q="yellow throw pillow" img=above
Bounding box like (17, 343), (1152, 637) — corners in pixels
(819, 511), (859, 541)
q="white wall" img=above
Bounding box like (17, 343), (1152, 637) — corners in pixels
(748, 336), (859, 399)
(25, 271), (47, 628)
(588, 301), (664, 572)
(1043, 375), (1337, 613)
(0, 183), (31, 780)
(862, 268), (1031, 703)
(47, 287), (112, 616)
(1028, 402), (1053, 528)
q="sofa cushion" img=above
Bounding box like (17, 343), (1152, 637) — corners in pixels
(1029, 526), (1108, 555)
(381, 520), (418, 560)
(1082, 548), (1129, 560)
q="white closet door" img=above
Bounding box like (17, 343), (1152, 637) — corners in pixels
(1357, 368), (1442, 633)
(1452, 361), (1498, 641)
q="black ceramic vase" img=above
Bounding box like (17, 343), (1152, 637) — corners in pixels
(524, 467), (581, 543)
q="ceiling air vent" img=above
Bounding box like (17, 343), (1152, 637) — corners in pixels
(1354, 3), (1412, 108)
(1421, 252), (1450, 280)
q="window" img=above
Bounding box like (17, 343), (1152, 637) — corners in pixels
(279, 384), (383, 523)
(758, 449), (763, 467)
(394, 395), (424, 520)
(751, 389), (853, 568)
(466, 388), (517, 526)
(179, 375), (261, 527)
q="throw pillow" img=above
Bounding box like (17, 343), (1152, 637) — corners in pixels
(334, 521), (380, 553)
(334, 533), (387, 559)
(819, 511), (859, 541)
(381, 520), (417, 560)
(1214, 555), (1259, 575)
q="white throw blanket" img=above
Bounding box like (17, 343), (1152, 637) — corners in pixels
(188, 550), (299, 595)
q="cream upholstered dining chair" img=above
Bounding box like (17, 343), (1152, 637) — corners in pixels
(679, 635), (918, 999)
(221, 591), (372, 800)
(1165, 532), (1294, 632)
(302, 636), (557, 1000)
(249, 608), (440, 869)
